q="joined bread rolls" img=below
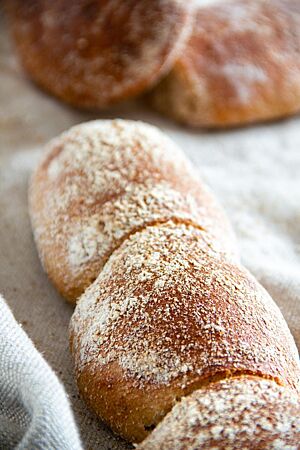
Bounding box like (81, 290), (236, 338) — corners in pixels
(7, 0), (192, 108)
(149, 0), (300, 128)
(29, 120), (237, 302)
(29, 120), (300, 446)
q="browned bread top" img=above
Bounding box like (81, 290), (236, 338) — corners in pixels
(7, 0), (192, 108)
(29, 120), (237, 302)
(70, 221), (300, 442)
(149, 0), (300, 127)
(138, 376), (300, 449)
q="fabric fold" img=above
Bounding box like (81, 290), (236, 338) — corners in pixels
(0, 294), (82, 450)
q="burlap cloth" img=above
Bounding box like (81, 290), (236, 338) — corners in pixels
(1, 14), (299, 450)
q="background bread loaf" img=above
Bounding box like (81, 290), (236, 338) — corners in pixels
(7, 0), (192, 109)
(7, 0), (300, 129)
(29, 120), (300, 445)
(149, 0), (300, 128)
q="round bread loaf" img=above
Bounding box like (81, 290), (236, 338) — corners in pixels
(149, 0), (300, 127)
(138, 376), (300, 449)
(7, 0), (192, 108)
(70, 221), (300, 442)
(29, 120), (237, 302)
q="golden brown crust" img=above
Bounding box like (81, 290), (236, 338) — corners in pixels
(149, 0), (300, 128)
(7, 0), (192, 108)
(29, 120), (237, 302)
(138, 376), (300, 449)
(29, 119), (300, 445)
(70, 222), (300, 442)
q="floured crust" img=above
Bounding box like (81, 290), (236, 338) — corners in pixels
(149, 0), (300, 128)
(138, 376), (300, 449)
(29, 119), (237, 302)
(29, 119), (300, 445)
(70, 221), (300, 442)
(7, 0), (192, 108)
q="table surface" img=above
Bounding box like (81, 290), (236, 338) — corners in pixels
(1, 11), (300, 450)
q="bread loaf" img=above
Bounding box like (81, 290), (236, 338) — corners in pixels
(29, 120), (300, 445)
(29, 120), (237, 302)
(7, 0), (192, 108)
(149, 0), (300, 128)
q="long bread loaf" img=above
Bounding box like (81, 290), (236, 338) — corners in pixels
(29, 120), (300, 446)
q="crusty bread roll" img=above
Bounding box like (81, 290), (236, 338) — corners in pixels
(149, 0), (300, 128)
(29, 120), (237, 302)
(29, 120), (300, 445)
(70, 221), (300, 442)
(138, 376), (300, 449)
(7, 0), (192, 108)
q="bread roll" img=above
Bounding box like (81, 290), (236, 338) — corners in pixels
(149, 0), (300, 127)
(29, 120), (237, 302)
(138, 376), (300, 449)
(70, 221), (300, 442)
(7, 0), (192, 108)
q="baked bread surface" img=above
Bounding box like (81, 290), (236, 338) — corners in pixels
(70, 220), (300, 442)
(138, 376), (300, 449)
(29, 120), (237, 302)
(8, 0), (192, 108)
(150, 0), (300, 127)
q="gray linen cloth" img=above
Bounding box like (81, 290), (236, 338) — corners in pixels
(0, 294), (82, 450)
